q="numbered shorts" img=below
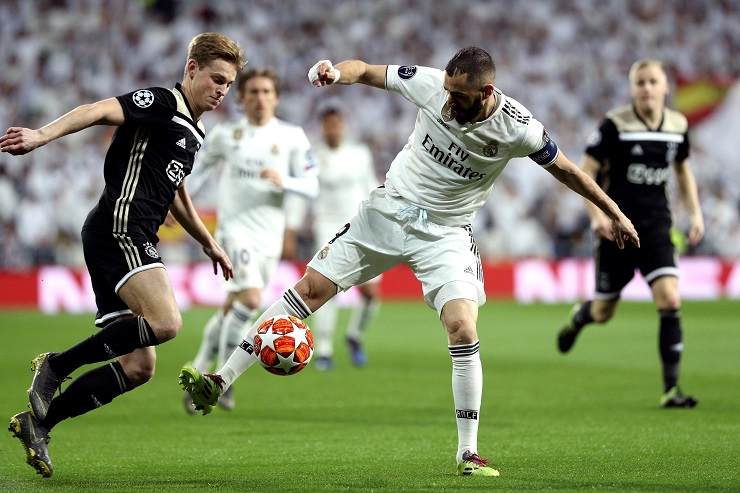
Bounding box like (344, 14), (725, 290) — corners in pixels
(314, 221), (381, 286)
(594, 222), (678, 300)
(217, 230), (279, 293)
(82, 228), (165, 327)
(308, 188), (485, 315)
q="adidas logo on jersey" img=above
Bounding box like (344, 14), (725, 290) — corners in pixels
(176, 138), (186, 149)
(464, 266), (475, 276)
(631, 144), (643, 155)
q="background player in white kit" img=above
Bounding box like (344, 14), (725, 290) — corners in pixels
(312, 107), (380, 370)
(183, 69), (318, 412)
(181, 47), (639, 476)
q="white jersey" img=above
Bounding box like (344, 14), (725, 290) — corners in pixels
(188, 117), (317, 255)
(384, 65), (558, 226)
(313, 141), (377, 231)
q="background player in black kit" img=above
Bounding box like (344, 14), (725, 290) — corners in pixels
(557, 59), (704, 408)
(0, 32), (245, 477)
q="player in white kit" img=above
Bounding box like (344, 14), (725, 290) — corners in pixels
(181, 48), (639, 476)
(182, 69), (318, 412)
(312, 107), (380, 370)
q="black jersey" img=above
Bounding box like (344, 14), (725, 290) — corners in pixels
(585, 105), (690, 226)
(83, 83), (205, 239)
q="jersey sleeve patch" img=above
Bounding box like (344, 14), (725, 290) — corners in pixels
(528, 129), (558, 167)
(398, 65), (417, 79)
(132, 89), (155, 108)
(117, 87), (176, 125)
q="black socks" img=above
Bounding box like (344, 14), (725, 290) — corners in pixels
(43, 361), (132, 430)
(48, 316), (158, 378)
(658, 309), (683, 392)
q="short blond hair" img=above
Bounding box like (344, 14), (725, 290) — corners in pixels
(628, 58), (666, 83)
(187, 32), (246, 71)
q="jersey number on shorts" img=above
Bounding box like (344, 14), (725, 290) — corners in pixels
(328, 223), (350, 244)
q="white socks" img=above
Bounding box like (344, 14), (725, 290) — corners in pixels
(313, 296), (379, 358)
(218, 288), (312, 389)
(346, 297), (379, 341)
(449, 341), (482, 463)
(313, 298), (338, 358)
(217, 301), (256, 368)
(192, 311), (224, 372)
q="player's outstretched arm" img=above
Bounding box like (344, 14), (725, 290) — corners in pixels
(546, 151), (640, 249)
(674, 158), (704, 245)
(0, 98), (124, 155)
(578, 155), (615, 241)
(170, 183), (233, 280)
(308, 60), (387, 89)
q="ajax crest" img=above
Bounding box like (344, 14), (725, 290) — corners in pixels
(143, 242), (159, 259)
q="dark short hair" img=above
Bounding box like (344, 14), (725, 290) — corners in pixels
(237, 68), (280, 96)
(445, 47), (496, 87)
(319, 106), (342, 119)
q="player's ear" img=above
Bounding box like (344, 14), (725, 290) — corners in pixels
(481, 84), (494, 99)
(186, 59), (198, 80)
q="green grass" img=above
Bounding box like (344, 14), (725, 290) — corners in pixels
(0, 301), (738, 492)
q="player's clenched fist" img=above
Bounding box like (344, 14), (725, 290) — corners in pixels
(307, 60), (341, 87)
(0, 127), (45, 155)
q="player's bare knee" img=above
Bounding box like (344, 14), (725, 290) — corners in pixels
(235, 290), (261, 311)
(658, 297), (681, 312)
(445, 317), (477, 345)
(121, 356), (156, 386)
(148, 311), (182, 342)
(360, 283), (378, 301)
(295, 270), (336, 309)
(592, 305), (614, 323)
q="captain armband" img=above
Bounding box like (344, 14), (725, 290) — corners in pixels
(528, 129), (559, 167)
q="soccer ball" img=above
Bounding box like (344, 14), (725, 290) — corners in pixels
(254, 315), (314, 375)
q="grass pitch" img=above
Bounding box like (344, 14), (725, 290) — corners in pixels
(0, 300), (738, 492)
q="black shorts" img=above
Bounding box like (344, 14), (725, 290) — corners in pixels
(594, 223), (678, 300)
(82, 229), (164, 327)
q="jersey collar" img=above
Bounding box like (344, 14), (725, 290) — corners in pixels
(632, 104), (664, 131)
(175, 83), (199, 122)
(242, 116), (277, 128)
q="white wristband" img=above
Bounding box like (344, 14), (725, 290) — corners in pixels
(308, 59), (340, 86)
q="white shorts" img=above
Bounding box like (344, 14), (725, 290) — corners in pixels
(217, 230), (279, 293)
(314, 221), (381, 287)
(308, 188), (484, 314)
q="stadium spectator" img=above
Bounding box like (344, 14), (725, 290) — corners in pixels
(1, 0), (739, 263)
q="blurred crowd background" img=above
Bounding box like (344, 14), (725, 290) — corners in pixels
(1, 0), (739, 268)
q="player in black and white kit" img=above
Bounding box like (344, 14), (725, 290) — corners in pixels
(557, 59), (704, 408)
(181, 47), (640, 477)
(1, 33), (245, 477)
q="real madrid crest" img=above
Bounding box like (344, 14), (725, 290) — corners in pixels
(233, 128), (243, 140)
(482, 141), (498, 158)
(271, 144), (280, 155)
(318, 245), (330, 260)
